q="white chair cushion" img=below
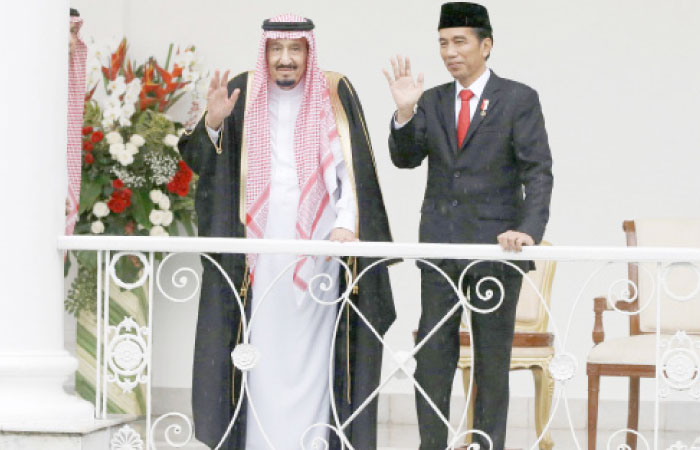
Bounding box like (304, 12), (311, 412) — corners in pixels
(515, 265), (546, 324)
(587, 334), (700, 365)
(635, 218), (700, 333)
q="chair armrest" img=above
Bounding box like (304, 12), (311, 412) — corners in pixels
(592, 296), (611, 345)
(614, 299), (638, 312)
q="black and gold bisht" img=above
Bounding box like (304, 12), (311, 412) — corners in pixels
(178, 69), (395, 449)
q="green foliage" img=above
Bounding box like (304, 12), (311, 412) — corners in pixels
(65, 264), (98, 317)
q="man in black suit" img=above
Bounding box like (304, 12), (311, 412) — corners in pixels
(384, 3), (553, 449)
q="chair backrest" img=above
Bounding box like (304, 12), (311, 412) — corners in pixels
(628, 219), (700, 334)
(514, 241), (557, 333)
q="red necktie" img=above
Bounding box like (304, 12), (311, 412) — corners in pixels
(457, 89), (474, 147)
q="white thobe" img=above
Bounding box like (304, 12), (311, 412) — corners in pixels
(210, 80), (356, 449)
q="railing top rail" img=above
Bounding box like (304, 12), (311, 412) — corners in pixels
(58, 236), (700, 263)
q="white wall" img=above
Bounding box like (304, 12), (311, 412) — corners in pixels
(69, 0), (700, 406)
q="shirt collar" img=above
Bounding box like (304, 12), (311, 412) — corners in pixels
(455, 67), (491, 101)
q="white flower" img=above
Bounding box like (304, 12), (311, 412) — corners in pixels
(161, 210), (173, 226)
(109, 143), (125, 156)
(85, 65), (101, 90)
(158, 195), (171, 211)
(103, 96), (122, 127)
(118, 103), (135, 127)
(107, 76), (127, 96)
(101, 118), (115, 130)
(106, 131), (123, 145)
(125, 142), (139, 156)
(104, 94), (121, 111)
(149, 209), (163, 226)
(118, 115), (131, 128)
(116, 151), (134, 166)
(149, 225), (169, 237)
(91, 220), (105, 234)
(195, 78), (209, 97)
(173, 49), (197, 69)
(149, 189), (164, 203)
(121, 102), (135, 118)
(129, 134), (145, 147)
(92, 202), (110, 218)
(124, 79), (141, 103)
(163, 134), (179, 148)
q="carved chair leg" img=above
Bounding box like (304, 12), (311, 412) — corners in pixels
(532, 364), (555, 450)
(626, 376), (640, 450)
(587, 368), (601, 450)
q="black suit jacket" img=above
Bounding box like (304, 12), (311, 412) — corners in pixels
(389, 71), (553, 272)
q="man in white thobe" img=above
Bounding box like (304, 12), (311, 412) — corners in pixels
(203, 14), (357, 449)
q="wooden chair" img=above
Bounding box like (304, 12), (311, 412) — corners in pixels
(587, 219), (700, 450)
(458, 241), (557, 450)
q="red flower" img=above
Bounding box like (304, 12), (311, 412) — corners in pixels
(90, 131), (104, 143)
(84, 153), (94, 164)
(82, 141), (93, 151)
(107, 183), (133, 213)
(167, 161), (193, 197)
(82, 126), (93, 136)
(107, 197), (128, 213)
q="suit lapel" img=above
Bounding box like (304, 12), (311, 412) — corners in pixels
(437, 82), (458, 157)
(459, 72), (501, 151)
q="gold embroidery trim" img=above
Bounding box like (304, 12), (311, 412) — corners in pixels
(339, 76), (398, 264)
(201, 107), (224, 154)
(239, 71), (255, 225)
(324, 71), (360, 237)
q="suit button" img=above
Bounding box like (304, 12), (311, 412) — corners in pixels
(454, 171), (461, 178)
(452, 200), (458, 207)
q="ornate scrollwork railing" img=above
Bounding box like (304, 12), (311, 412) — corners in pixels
(58, 236), (700, 450)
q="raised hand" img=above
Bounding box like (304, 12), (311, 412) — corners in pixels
(205, 70), (240, 130)
(382, 55), (424, 123)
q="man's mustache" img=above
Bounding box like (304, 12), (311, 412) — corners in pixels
(276, 64), (297, 70)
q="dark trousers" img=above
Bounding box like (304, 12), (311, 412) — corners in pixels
(414, 261), (523, 450)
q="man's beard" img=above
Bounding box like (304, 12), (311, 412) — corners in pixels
(276, 79), (296, 88)
(275, 64), (298, 88)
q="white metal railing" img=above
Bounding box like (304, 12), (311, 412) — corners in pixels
(59, 236), (700, 450)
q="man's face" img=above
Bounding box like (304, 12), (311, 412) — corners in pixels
(439, 27), (491, 85)
(266, 38), (308, 90)
(69, 24), (79, 58)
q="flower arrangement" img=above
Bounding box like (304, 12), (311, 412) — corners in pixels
(66, 38), (206, 316)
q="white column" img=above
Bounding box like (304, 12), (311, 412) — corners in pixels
(0, 0), (94, 431)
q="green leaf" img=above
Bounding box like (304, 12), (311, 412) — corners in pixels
(79, 179), (103, 215)
(130, 190), (153, 228)
(64, 252), (72, 276)
(76, 250), (97, 270)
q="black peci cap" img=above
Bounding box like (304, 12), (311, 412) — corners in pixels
(438, 2), (491, 31)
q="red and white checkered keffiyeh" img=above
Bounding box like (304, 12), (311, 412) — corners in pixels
(245, 14), (341, 294)
(66, 15), (87, 235)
